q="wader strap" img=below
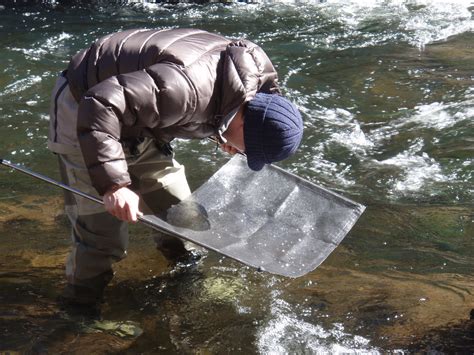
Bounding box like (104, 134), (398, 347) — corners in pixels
(53, 71), (69, 143)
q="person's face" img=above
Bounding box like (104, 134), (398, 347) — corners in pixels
(222, 105), (245, 153)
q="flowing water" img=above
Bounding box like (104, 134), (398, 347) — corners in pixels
(0, 0), (473, 353)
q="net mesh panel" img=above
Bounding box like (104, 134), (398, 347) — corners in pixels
(141, 155), (365, 277)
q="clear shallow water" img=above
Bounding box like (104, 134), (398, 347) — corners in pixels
(0, 1), (473, 353)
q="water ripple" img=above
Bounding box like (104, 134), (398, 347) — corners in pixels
(7, 32), (72, 61)
(0, 75), (42, 97)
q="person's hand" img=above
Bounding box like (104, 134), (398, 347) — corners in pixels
(103, 186), (143, 222)
(220, 143), (240, 155)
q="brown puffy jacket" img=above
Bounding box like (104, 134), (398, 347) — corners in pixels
(66, 28), (280, 195)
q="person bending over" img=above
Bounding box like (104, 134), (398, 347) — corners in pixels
(48, 28), (303, 310)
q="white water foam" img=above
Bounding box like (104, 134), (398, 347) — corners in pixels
(257, 297), (379, 354)
(319, 107), (375, 153)
(303, 107), (372, 187)
(307, 144), (357, 188)
(366, 96), (473, 147)
(8, 32), (72, 61)
(309, 100), (467, 198)
(301, 0), (473, 50)
(407, 100), (474, 130)
(331, 122), (374, 153)
(133, 1), (473, 52)
(375, 139), (449, 195)
(399, 1), (474, 49)
(0, 75), (42, 97)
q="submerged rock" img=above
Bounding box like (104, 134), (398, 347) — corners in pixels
(81, 320), (143, 339)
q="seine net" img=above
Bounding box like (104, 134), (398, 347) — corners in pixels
(141, 155), (365, 277)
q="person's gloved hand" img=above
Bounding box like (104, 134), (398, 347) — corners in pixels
(103, 186), (143, 222)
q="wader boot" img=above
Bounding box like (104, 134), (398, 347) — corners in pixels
(58, 270), (114, 317)
(154, 234), (202, 266)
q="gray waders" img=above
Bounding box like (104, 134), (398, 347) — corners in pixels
(49, 73), (192, 305)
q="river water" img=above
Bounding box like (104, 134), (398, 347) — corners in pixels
(0, 0), (473, 353)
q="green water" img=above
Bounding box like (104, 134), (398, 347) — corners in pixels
(0, 1), (473, 353)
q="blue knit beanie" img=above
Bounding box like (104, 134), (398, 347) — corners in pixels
(244, 93), (303, 171)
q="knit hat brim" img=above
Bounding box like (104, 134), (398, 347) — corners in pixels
(247, 150), (266, 171)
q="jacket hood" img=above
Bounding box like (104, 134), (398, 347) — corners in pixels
(218, 40), (279, 122)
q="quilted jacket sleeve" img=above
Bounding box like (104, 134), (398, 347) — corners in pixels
(77, 63), (195, 195)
